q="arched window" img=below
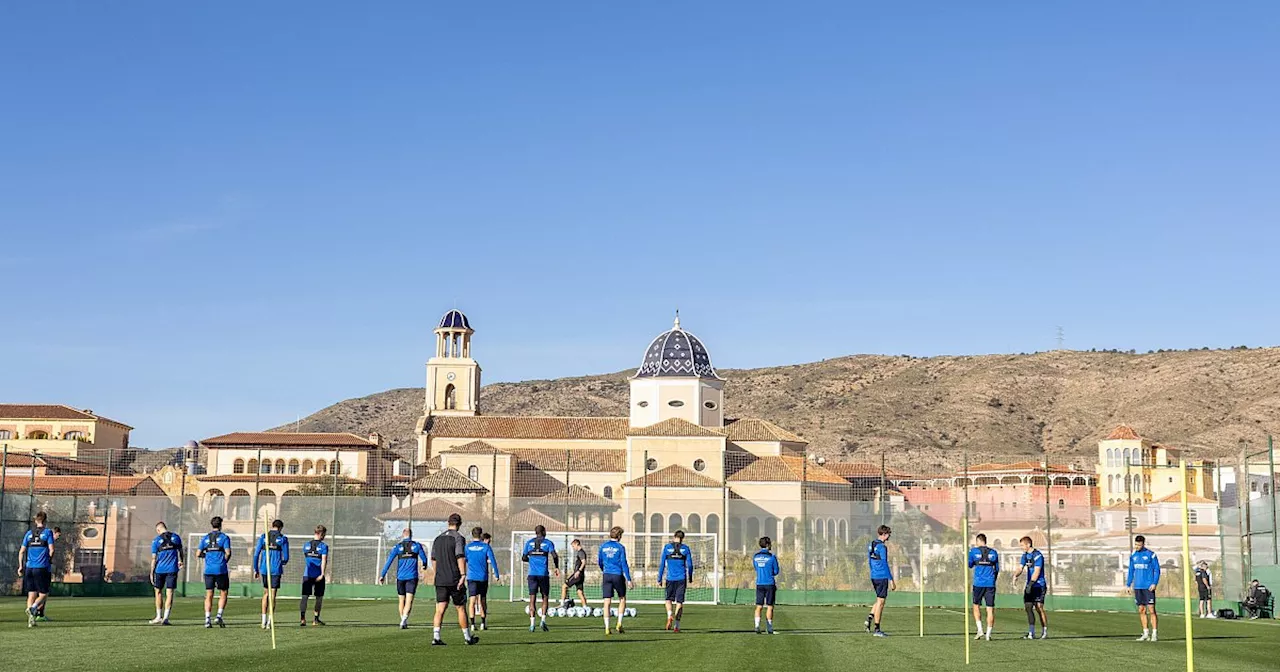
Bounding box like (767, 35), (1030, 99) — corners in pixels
(765, 517), (778, 542)
(288, 459), (300, 475)
(1106, 448), (1114, 467)
(603, 486), (613, 500)
(247, 459), (259, 474)
(651, 513), (664, 535)
(331, 460), (342, 475)
(316, 459), (327, 475)
(206, 489), (226, 516)
(27, 430), (49, 439)
(837, 519), (847, 543)
(63, 431), (85, 440)
(1122, 448), (1130, 466)
(1058, 498), (1065, 510)
(467, 465), (479, 481)
(826, 519), (836, 542)
(444, 384), (457, 410)
(1133, 475), (1141, 492)
(633, 513), (645, 534)
(706, 514), (720, 542)
(302, 459), (313, 475)
(274, 459), (286, 474)
(260, 460), (271, 474)
(746, 517), (761, 545)
(688, 513), (701, 533)
(229, 489), (251, 520)
(0, 430), (11, 440)
(728, 517), (743, 550)
(669, 513), (683, 533)
(993, 539), (1003, 548)
(233, 459), (246, 474)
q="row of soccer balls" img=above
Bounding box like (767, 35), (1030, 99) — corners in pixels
(523, 606), (638, 618)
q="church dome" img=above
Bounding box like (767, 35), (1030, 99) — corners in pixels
(438, 309), (472, 330)
(635, 315), (719, 379)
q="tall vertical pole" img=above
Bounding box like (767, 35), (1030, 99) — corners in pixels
(99, 444), (114, 594)
(1126, 458), (1134, 552)
(642, 450), (649, 571)
(250, 446), (263, 559)
(329, 449), (338, 583)
(963, 448), (970, 665)
(1269, 435), (1278, 564)
(919, 535), (924, 637)
(1179, 459), (1193, 672)
(178, 464), (188, 598)
(1240, 442), (1252, 585)
(802, 457), (808, 603)
(0, 445), (7, 577)
(490, 447), (497, 536)
(880, 452), (887, 527)
(563, 449), (571, 531)
(26, 450), (37, 524)
(1043, 459), (1053, 609)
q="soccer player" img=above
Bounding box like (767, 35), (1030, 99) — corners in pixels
(300, 524), (330, 626)
(197, 516), (232, 628)
(431, 513), (479, 646)
(1195, 561), (1214, 618)
(466, 527), (501, 630)
(1126, 534), (1161, 641)
(253, 519), (290, 629)
(522, 524), (560, 632)
(865, 524), (895, 637)
(598, 525), (633, 635)
(1011, 535), (1047, 639)
(379, 527), (429, 629)
(560, 539), (589, 610)
(149, 521), (184, 625)
(753, 536), (780, 634)
(968, 533), (999, 640)
(34, 527), (60, 622)
(660, 529), (694, 632)
(18, 511), (55, 628)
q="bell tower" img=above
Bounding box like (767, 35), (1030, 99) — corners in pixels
(426, 309), (481, 416)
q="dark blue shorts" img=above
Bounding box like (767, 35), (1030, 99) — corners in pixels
(22, 567), (52, 594)
(468, 580), (489, 597)
(1023, 584), (1045, 604)
(527, 575), (550, 597)
(602, 573), (627, 599)
(204, 573), (229, 591)
(397, 579), (418, 596)
(153, 572), (178, 590)
(664, 579), (687, 603)
(302, 576), (326, 597)
(1134, 588), (1156, 606)
(871, 579), (889, 599)
(261, 574), (282, 590)
(972, 586), (996, 607)
(756, 585), (777, 606)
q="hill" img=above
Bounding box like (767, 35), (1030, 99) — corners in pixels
(270, 348), (1280, 471)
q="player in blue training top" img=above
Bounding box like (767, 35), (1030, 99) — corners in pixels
(598, 525), (633, 636)
(659, 529), (695, 632)
(865, 524), (895, 637)
(1126, 534), (1161, 642)
(300, 524), (330, 626)
(1010, 535), (1048, 639)
(968, 533), (1000, 640)
(522, 524), (560, 633)
(18, 512), (55, 628)
(149, 521), (184, 625)
(465, 527), (501, 631)
(197, 516), (232, 628)
(253, 519), (290, 629)
(379, 527), (429, 629)
(753, 536), (781, 635)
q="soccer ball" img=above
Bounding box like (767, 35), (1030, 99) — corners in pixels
(593, 608), (603, 617)
(610, 608), (618, 617)
(578, 607), (589, 617)
(555, 607), (566, 617)
(537, 608), (546, 618)
(627, 608), (637, 617)
(524, 605), (532, 615)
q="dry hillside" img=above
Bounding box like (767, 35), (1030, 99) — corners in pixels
(271, 348), (1280, 472)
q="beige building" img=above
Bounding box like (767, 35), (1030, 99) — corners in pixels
(0, 404), (132, 460)
(412, 310), (855, 558)
(1096, 425), (1214, 506)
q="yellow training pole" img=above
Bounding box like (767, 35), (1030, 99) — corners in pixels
(963, 515), (970, 665)
(1179, 459), (1193, 672)
(919, 536), (925, 637)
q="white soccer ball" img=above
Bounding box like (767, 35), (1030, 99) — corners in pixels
(537, 608), (545, 618)
(524, 605), (532, 615)
(610, 608), (618, 617)
(555, 607), (566, 617)
(627, 607), (636, 617)
(593, 608), (603, 617)
(579, 607), (589, 617)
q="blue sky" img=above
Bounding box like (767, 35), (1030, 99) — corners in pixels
(3, 2), (1278, 447)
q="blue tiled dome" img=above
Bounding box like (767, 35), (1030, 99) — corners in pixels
(439, 309), (472, 330)
(635, 316), (718, 379)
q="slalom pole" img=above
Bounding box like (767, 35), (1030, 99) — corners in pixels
(919, 536), (925, 637)
(1180, 459), (1192, 672)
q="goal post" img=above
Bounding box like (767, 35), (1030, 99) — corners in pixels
(509, 530), (719, 605)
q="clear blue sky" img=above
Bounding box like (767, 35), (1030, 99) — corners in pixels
(3, 2), (1278, 447)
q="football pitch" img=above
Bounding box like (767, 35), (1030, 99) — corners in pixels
(2, 598), (1277, 672)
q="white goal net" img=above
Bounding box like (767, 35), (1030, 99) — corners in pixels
(185, 533), (384, 585)
(508, 531), (719, 605)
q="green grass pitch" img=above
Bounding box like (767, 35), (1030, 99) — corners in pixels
(2, 597), (1277, 671)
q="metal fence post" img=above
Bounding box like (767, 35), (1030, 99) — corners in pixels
(329, 448), (338, 584)
(1269, 435), (1278, 564)
(250, 446), (263, 563)
(0, 445), (8, 576)
(178, 464), (188, 597)
(98, 445), (114, 593)
(1043, 458), (1053, 608)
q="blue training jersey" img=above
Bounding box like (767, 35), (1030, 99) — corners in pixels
(22, 528), (55, 569)
(198, 532), (232, 575)
(523, 537), (557, 577)
(151, 531), (183, 574)
(301, 539), (329, 579)
(1127, 548), (1161, 588)
(253, 531), (290, 575)
(868, 539), (893, 580)
(753, 549), (780, 587)
(659, 542), (694, 583)
(597, 539), (632, 580)
(1020, 549), (1046, 587)
(381, 539), (428, 581)
(465, 540), (500, 581)
(968, 546), (1000, 588)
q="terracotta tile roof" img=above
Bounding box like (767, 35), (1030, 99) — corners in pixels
(724, 418), (806, 443)
(1107, 425), (1142, 441)
(623, 465), (722, 489)
(38, 454), (114, 475)
(509, 508), (568, 532)
(0, 475), (161, 495)
(375, 498), (469, 522)
(531, 484), (620, 508)
(1151, 492), (1216, 505)
(422, 456), (442, 470)
(201, 432), (376, 449)
(510, 469), (565, 499)
(426, 416), (630, 440)
(727, 456), (848, 485)
(411, 467), (488, 493)
(195, 475), (363, 485)
(438, 440), (509, 455)
(0, 404), (133, 429)
(627, 418), (725, 437)
(509, 449), (626, 473)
